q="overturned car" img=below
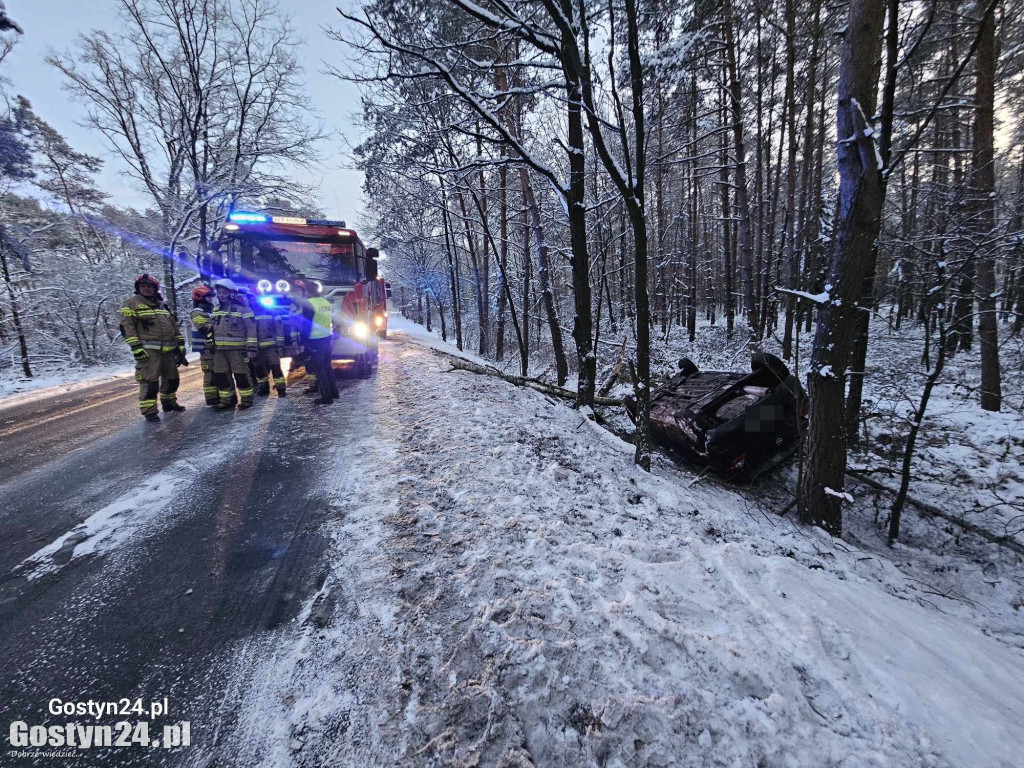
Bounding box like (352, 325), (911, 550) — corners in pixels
(626, 353), (806, 480)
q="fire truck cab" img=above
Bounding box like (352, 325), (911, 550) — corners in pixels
(211, 212), (383, 378)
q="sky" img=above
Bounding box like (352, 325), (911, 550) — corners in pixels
(2, 0), (367, 226)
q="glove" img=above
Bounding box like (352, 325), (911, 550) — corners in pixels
(175, 350), (190, 367)
(133, 347), (149, 362)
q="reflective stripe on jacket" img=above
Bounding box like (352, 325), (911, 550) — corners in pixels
(211, 296), (257, 349)
(254, 312), (279, 348)
(308, 297), (333, 340)
(120, 294), (182, 352)
(190, 305), (213, 352)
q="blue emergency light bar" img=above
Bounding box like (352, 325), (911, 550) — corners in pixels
(228, 211), (268, 223)
(259, 296), (276, 308)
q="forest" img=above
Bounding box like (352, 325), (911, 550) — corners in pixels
(341, 0), (1024, 534)
(0, 0), (1021, 536)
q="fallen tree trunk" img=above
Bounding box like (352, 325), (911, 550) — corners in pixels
(598, 336), (628, 398)
(846, 470), (1024, 557)
(446, 358), (624, 407)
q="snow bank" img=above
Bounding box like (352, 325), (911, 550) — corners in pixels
(0, 353), (201, 410)
(214, 334), (1024, 768)
(0, 362), (136, 410)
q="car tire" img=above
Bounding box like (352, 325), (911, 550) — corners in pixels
(751, 352), (790, 382)
(678, 357), (699, 377)
(356, 354), (373, 379)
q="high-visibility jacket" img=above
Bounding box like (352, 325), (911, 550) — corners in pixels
(308, 297), (333, 340)
(190, 303), (213, 353)
(120, 294), (183, 353)
(211, 296), (257, 350)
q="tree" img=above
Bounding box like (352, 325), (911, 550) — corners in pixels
(49, 0), (318, 315)
(971, 0), (1001, 412)
(800, 0), (887, 535)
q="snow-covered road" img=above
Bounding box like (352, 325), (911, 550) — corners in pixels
(1, 320), (1022, 767)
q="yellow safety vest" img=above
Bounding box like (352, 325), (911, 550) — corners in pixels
(309, 297), (333, 339)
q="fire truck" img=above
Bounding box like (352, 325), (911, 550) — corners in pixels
(210, 211), (391, 377)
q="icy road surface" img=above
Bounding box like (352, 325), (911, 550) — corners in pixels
(1, 318), (1022, 767)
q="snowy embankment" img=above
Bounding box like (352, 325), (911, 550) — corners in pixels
(216, 316), (1023, 768)
(0, 353), (201, 410)
(0, 361), (136, 409)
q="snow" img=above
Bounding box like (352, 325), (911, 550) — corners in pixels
(824, 486), (853, 502)
(16, 468), (186, 581)
(776, 286), (830, 304)
(0, 353), (200, 410)
(13, 401), (244, 581)
(203, 320), (1024, 767)
(0, 362), (136, 410)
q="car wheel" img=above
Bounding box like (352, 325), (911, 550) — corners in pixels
(678, 357), (699, 377)
(356, 354), (373, 379)
(751, 352), (790, 382)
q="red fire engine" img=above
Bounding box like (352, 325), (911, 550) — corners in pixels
(212, 212), (391, 377)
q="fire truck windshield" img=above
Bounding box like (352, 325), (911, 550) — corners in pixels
(248, 238), (358, 285)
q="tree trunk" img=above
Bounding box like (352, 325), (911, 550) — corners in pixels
(439, 175), (464, 350)
(562, 48), (596, 408)
(720, 86), (735, 339)
(972, 0), (1001, 411)
(801, 0), (887, 535)
(0, 230), (32, 378)
(520, 168), (568, 386)
(844, 0), (900, 442)
(723, 0), (759, 340)
(781, 0), (799, 360)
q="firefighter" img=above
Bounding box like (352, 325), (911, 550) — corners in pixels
(250, 294), (288, 397)
(120, 274), (187, 422)
(190, 285), (219, 406)
(210, 278), (258, 410)
(247, 292), (285, 397)
(290, 280), (338, 404)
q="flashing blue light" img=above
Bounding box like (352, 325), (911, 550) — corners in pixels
(228, 211), (268, 223)
(259, 296), (276, 308)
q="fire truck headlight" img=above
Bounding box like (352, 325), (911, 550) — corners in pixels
(352, 321), (369, 340)
(275, 279), (290, 293)
(257, 279), (272, 293)
(314, 281), (324, 295)
(374, 315), (384, 327)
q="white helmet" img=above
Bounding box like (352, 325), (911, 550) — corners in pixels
(213, 278), (238, 291)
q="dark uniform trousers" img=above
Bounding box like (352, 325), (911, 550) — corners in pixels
(135, 351), (179, 416)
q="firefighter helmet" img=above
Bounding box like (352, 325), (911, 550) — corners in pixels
(192, 285), (214, 302)
(135, 274), (160, 292)
(213, 278), (238, 292)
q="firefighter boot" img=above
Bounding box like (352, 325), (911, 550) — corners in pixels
(145, 413), (161, 423)
(213, 372), (236, 410)
(236, 372), (254, 409)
